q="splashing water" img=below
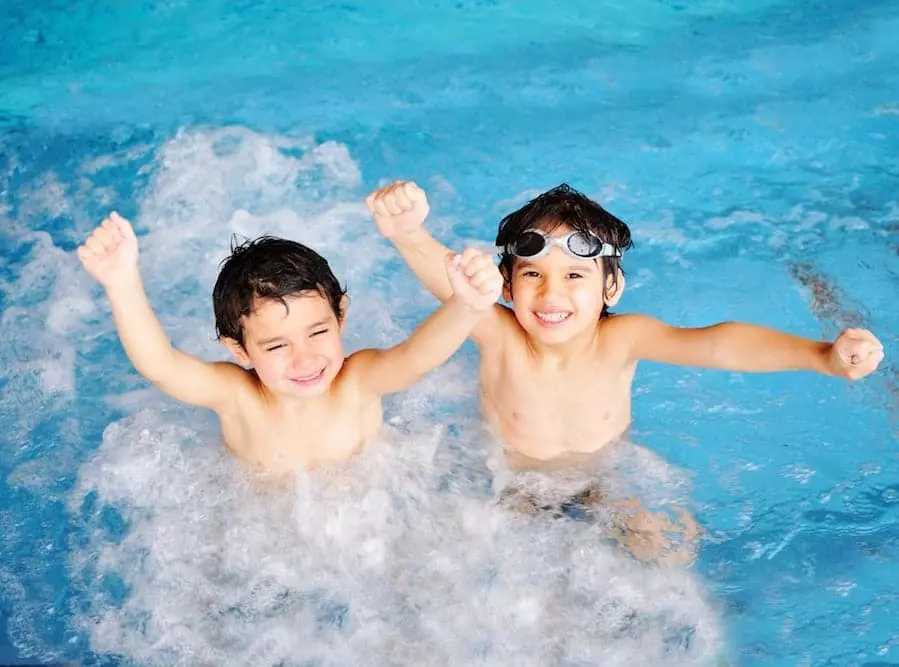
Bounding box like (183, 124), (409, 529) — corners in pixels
(70, 411), (722, 666)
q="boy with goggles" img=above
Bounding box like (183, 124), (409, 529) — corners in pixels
(368, 181), (884, 561)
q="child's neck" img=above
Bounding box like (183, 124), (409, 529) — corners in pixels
(525, 323), (601, 370)
(266, 386), (333, 414)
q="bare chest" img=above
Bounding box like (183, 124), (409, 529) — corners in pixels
(221, 394), (382, 471)
(481, 356), (634, 458)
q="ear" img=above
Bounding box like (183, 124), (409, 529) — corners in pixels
(500, 265), (513, 303)
(221, 337), (252, 366)
(337, 294), (349, 332)
(604, 269), (625, 307)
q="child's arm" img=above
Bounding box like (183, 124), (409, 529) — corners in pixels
(367, 181), (509, 346)
(348, 248), (503, 396)
(622, 315), (884, 380)
(78, 213), (241, 410)
(367, 181), (455, 302)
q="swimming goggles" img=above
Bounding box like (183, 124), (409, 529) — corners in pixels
(503, 229), (621, 260)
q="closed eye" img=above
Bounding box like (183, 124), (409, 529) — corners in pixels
(265, 344), (285, 352)
(310, 329), (329, 337)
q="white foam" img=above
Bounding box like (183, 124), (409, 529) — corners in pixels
(18, 171), (70, 220)
(0, 230), (96, 459)
(70, 412), (723, 666)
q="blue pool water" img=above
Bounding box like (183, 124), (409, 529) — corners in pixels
(1, 0), (897, 664)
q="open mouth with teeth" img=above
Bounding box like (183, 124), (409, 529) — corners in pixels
(534, 310), (572, 326)
(290, 368), (327, 387)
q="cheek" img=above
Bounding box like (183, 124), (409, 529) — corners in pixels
(252, 356), (286, 381)
(502, 276), (519, 302)
(509, 279), (533, 303)
(511, 291), (534, 316)
(319, 334), (345, 361)
(570, 284), (602, 311)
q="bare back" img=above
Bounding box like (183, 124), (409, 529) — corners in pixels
(214, 359), (383, 472)
(478, 308), (637, 467)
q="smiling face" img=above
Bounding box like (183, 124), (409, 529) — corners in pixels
(503, 225), (622, 346)
(493, 185), (632, 345)
(225, 292), (346, 398)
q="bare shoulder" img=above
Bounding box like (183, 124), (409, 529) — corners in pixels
(210, 360), (258, 384)
(603, 313), (677, 362)
(604, 312), (668, 336)
(341, 349), (376, 374)
(472, 303), (521, 349)
(601, 313), (664, 353)
(332, 350), (378, 392)
(211, 361), (269, 405)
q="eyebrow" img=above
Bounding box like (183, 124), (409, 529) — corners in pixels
(516, 261), (595, 272)
(255, 319), (332, 347)
(256, 336), (285, 347)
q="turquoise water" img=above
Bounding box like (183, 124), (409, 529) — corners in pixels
(1, 1), (897, 665)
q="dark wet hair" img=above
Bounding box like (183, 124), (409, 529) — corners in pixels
(212, 236), (346, 347)
(495, 184), (634, 318)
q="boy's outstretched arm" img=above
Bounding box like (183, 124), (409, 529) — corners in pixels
(623, 315), (884, 380)
(350, 248), (503, 396)
(78, 213), (239, 411)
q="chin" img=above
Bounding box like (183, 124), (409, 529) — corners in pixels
(530, 322), (593, 345)
(526, 326), (570, 343)
(290, 376), (333, 397)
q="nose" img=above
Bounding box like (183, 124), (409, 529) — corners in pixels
(289, 347), (319, 372)
(538, 273), (564, 299)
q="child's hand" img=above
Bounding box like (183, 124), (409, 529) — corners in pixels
(77, 212), (140, 289)
(366, 181), (430, 238)
(446, 248), (503, 312)
(828, 328), (884, 379)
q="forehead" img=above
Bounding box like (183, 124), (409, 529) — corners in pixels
(531, 219), (574, 237)
(243, 292), (335, 332)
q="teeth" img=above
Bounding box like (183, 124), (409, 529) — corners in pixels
(536, 311), (569, 323)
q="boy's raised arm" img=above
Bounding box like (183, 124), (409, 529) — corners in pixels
(623, 314), (884, 380)
(367, 181), (457, 302)
(365, 181), (486, 301)
(78, 213), (239, 411)
(368, 181), (510, 347)
(351, 248), (503, 396)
